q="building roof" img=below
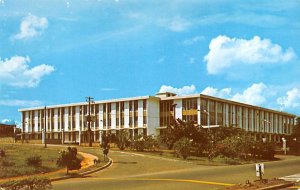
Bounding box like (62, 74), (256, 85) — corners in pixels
(18, 95), (160, 112)
(18, 93), (297, 117)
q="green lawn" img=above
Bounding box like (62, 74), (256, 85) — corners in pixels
(112, 148), (274, 166)
(0, 143), (110, 179)
(0, 144), (65, 178)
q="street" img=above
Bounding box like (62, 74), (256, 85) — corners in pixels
(52, 151), (300, 190)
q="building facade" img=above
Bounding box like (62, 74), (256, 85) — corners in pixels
(19, 92), (296, 144)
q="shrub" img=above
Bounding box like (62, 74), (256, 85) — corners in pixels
(26, 155), (42, 167)
(174, 137), (192, 159)
(133, 136), (146, 152)
(116, 130), (130, 150)
(0, 149), (5, 157)
(1, 159), (15, 167)
(57, 147), (81, 174)
(0, 177), (52, 190)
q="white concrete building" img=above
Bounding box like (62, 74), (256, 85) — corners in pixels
(19, 92), (296, 144)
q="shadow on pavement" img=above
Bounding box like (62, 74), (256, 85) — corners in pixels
(113, 161), (137, 164)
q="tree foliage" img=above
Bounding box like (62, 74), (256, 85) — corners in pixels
(174, 137), (192, 159)
(116, 130), (130, 150)
(159, 119), (207, 150)
(26, 155), (42, 167)
(56, 147), (81, 174)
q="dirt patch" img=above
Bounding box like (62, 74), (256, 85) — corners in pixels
(225, 178), (292, 190)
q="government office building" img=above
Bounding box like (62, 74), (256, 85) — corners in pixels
(19, 92), (296, 144)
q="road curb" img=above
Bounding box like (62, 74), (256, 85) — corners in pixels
(257, 182), (295, 190)
(51, 158), (113, 182)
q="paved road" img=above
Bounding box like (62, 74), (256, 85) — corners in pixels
(52, 151), (300, 190)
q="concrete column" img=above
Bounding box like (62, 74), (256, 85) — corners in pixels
(99, 130), (102, 145)
(79, 127), (81, 146)
(61, 129), (64, 144)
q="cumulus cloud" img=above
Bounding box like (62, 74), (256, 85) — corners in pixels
(231, 83), (267, 106)
(201, 83), (268, 106)
(204, 35), (296, 74)
(159, 85), (196, 95)
(277, 88), (300, 109)
(12, 14), (48, 40)
(158, 16), (190, 32)
(0, 99), (42, 107)
(201, 87), (232, 98)
(0, 56), (54, 88)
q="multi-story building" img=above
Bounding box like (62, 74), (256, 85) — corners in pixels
(18, 92), (296, 144)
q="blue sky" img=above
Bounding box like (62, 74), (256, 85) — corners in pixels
(0, 0), (300, 124)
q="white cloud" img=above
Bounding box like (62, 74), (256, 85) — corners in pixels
(12, 14), (48, 40)
(189, 57), (195, 64)
(100, 88), (118, 91)
(0, 99), (42, 107)
(159, 85), (196, 95)
(201, 83), (268, 106)
(157, 56), (165, 63)
(201, 87), (232, 98)
(231, 83), (267, 106)
(158, 16), (190, 32)
(183, 36), (205, 45)
(1, 119), (16, 125)
(277, 88), (300, 109)
(0, 55), (54, 88)
(204, 35), (296, 74)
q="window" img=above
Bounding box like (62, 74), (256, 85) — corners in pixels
(143, 99), (147, 110)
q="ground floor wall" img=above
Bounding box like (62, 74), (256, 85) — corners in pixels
(21, 128), (148, 144)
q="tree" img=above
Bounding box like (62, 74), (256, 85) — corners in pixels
(116, 130), (130, 150)
(174, 137), (192, 159)
(56, 147), (81, 174)
(159, 119), (207, 150)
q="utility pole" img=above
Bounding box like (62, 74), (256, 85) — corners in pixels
(44, 106), (47, 148)
(86, 96), (94, 147)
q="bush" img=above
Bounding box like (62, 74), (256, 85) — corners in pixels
(26, 155), (42, 167)
(254, 142), (275, 160)
(116, 130), (130, 150)
(174, 137), (192, 159)
(57, 147), (81, 174)
(133, 136), (146, 152)
(1, 159), (15, 167)
(0, 177), (52, 190)
(0, 149), (5, 157)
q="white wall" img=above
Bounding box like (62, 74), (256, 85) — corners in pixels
(174, 99), (182, 120)
(34, 110), (38, 132)
(147, 98), (160, 136)
(138, 100), (143, 128)
(111, 103), (116, 129)
(124, 101), (129, 129)
(64, 108), (69, 131)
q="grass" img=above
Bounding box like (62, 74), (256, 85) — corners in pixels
(0, 144), (64, 178)
(111, 148), (272, 166)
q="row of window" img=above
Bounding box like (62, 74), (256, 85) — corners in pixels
(159, 98), (294, 134)
(23, 100), (148, 132)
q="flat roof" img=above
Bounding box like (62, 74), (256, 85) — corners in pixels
(18, 95), (160, 112)
(18, 93), (297, 117)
